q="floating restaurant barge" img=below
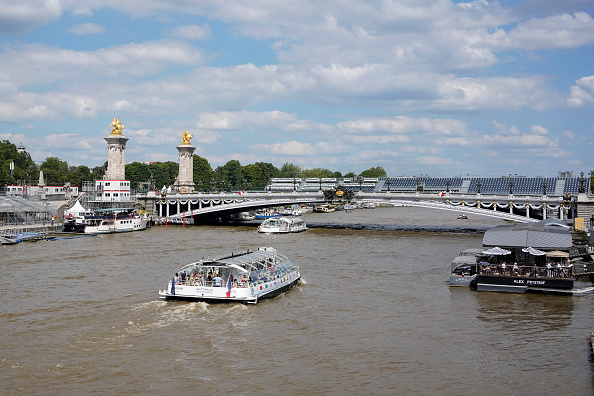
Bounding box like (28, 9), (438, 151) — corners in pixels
(451, 219), (594, 294)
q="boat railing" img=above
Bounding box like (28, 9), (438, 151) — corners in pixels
(480, 264), (572, 279)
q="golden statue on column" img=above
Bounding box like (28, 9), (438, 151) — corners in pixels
(181, 130), (193, 145)
(110, 117), (124, 135)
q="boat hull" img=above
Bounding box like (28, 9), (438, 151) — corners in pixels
(473, 274), (574, 294)
(448, 274), (476, 287)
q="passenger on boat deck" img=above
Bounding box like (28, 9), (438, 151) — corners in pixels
(193, 273), (200, 283)
(484, 266), (492, 275)
(547, 262), (553, 277)
(513, 262), (519, 274)
(174, 273), (179, 284)
(207, 272), (213, 281)
(213, 275), (223, 287)
(181, 271), (187, 283)
(556, 262), (562, 277)
(501, 262), (506, 275)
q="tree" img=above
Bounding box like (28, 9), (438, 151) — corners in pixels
(301, 168), (334, 178)
(279, 162), (301, 178)
(125, 162), (151, 191)
(0, 140), (38, 185)
(193, 155), (213, 191)
(343, 172), (356, 179)
(242, 163), (265, 190)
(69, 165), (93, 188)
(359, 166), (387, 178)
(254, 162), (279, 189)
(40, 157), (69, 185)
(148, 162), (178, 189)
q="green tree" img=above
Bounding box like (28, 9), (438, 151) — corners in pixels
(0, 140), (38, 185)
(359, 166), (387, 178)
(148, 162), (178, 189)
(40, 157), (69, 185)
(193, 155), (213, 191)
(301, 168), (334, 178)
(279, 162), (301, 178)
(215, 160), (243, 191)
(69, 165), (93, 188)
(125, 162), (151, 191)
(343, 172), (356, 179)
(254, 162), (279, 189)
(242, 163), (265, 190)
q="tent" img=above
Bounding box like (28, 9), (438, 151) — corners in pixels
(521, 247), (546, 256)
(482, 247), (512, 255)
(545, 250), (569, 258)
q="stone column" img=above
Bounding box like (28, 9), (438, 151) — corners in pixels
(105, 119), (129, 180)
(177, 144), (196, 193)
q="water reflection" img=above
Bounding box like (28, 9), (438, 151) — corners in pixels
(475, 292), (574, 332)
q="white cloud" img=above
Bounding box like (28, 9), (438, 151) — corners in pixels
(0, 0), (62, 34)
(568, 75), (594, 107)
(70, 22), (105, 35)
(167, 24), (212, 40)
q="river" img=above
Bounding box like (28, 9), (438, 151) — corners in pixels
(1, 206), (593, 395)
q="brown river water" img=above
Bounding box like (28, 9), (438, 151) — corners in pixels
(2, 207), (594, 395)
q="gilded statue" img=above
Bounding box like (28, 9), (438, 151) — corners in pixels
(110, 117), (124, 135)
(181, 130), (193, 145)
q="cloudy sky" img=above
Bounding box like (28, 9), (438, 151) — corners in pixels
(0, 0), (593, 177)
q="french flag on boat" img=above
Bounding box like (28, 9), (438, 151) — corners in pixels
(226, 277), (232, 298)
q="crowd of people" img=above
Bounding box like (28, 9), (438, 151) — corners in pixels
(481, 260), (572, 278)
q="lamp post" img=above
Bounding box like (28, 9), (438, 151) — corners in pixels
(319, 178), (323, 192)
(415, 177), (420, 193)
(476, 178), (482, 195)
(385, 177), (391, 192)
(357, 176), (363, 192)
(508, 179), (514, 195)
(542, 179), (547, 197)
(446, 178), (450, 193)
(578, 171), (586, 193)
(293, 177), (297, 192)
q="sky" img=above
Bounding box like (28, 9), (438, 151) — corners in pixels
(0, 0), (593, 178)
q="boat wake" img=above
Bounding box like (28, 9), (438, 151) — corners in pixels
(306, 222), (489, 233)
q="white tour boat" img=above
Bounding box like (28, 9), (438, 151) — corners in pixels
(258, 217), (307, 233)
(84, 208), (150, 234)
(158, 247), (301, 304)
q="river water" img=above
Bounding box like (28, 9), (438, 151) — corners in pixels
(2, 207), (593, 395)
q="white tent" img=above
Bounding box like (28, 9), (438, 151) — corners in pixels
(482, 247), (512, 255)
(521, 246), (546, 256)
(64, 201), (88, 218)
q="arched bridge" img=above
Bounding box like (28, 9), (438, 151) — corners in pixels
(145, 190), (569, 223)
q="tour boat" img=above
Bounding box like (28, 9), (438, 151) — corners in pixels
(84, 208), (150, 234)
(258, 217), (307, 233)
(314, 204), (335, 213)
(158, 247), (301, 304)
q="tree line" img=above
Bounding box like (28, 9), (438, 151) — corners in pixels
(0, 140), (388, 192)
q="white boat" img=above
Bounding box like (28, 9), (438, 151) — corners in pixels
(361, 202), (377, 209)
(258, 217), (307, 233)
(344, 203), (356, 212)
(84, 208), (150, 234)
(314, 204), (335, 213)
(448, 248), (485, 286)
(158, 247), (301, 304)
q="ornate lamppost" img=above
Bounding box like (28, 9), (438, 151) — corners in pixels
(293, 177), (297, 192)
(542, 179), (547, 197)
(385, 177), (391, 192)
(578, 171), (586, 193)
(476, 178), (482, 195)
(357, 176), (363, 192)
(445, 178), (450, 193)
(508, 179), (514, 195)
(319, 178), (323, 192)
